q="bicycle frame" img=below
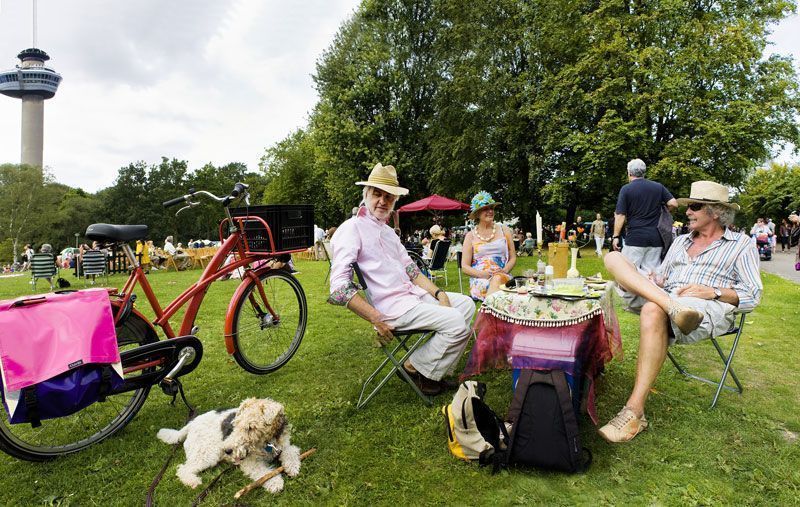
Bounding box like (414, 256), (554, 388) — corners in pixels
(113, 215), (302, 352)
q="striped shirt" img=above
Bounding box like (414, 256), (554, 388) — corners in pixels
(659, 228), (762, 311)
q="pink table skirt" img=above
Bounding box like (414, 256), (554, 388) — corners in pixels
(461, 304), (622, 424)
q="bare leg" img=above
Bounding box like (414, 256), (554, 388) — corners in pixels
(625, 302), (670, 416)
(604, 252), (671, 311)
(605, 252), (702, 335)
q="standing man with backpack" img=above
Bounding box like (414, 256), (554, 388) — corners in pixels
(612, 159), (678, 310)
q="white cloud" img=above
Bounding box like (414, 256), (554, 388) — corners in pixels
(0, 0), (359, 191)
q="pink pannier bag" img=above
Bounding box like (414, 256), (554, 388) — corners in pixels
(0, 289), (124, 426)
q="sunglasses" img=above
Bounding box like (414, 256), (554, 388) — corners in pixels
(687, 203), (705, 211)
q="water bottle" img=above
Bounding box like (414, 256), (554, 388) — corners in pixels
(536, 257), (546, 284)
(544, 265), (554, 292)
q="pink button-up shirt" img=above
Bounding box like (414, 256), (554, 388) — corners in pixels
(328, 206), (426, 319)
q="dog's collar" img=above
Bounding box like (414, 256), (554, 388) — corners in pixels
(259, 442), (281, 460)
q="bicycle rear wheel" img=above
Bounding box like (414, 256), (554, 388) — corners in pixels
(231, 269), (307, 374)
(0, 314), (157, 461)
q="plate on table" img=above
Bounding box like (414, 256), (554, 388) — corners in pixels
(500, 286), (533, 294)
(587, 282), (608, 290)
(527, 288), (603, 300)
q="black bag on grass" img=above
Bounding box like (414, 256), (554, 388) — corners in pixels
(505, 370), (591, 473)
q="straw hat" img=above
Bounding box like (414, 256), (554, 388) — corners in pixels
(429, 225), (445, 239)
(469, 191), (500, 219)
(676, 181), (740, 211)
(356, 163), (409, 196)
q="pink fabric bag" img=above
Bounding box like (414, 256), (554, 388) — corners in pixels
(0, 289), (119, 392)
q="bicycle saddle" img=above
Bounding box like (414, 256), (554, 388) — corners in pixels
(85, 223), (149, 242)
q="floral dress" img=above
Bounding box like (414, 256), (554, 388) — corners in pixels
(469, 227), (511, 301)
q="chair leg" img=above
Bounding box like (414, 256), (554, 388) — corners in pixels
(667, 318), (746, 409)
(357, 332), (433, 409)
(709, 334), (744, 409)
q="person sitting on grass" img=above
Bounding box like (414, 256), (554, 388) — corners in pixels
(599, 181), (762, 443)
(328, 163), (476, 397)
(519, 232), (536, 256)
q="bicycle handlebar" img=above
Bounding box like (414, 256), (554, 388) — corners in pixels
(222, 182), (248, 206)
(162, 183), (249, 209)
(162, 195), (188, 208)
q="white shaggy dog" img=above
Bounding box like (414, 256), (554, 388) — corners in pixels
(157, 397), (301, 493)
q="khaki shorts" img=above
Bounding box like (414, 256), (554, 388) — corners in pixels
(623, 290), (736, 344)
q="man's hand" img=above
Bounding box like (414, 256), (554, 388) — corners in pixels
(371, 318), (395, 345)
(647, 270), (665, 287)
(676, 283), (715, 299)
(436, 291), (451, 307)
(612, 237), (622, 252)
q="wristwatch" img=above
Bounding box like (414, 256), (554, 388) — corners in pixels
(713, 287), (722, 300)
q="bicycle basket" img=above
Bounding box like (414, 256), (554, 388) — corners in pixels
(229, 204), (314, 253)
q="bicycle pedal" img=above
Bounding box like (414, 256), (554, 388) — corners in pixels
(159, 378), (180, 396)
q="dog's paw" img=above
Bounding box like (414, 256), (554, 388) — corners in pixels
(263, 475), (284, 493)
(177, 466), (202, 489)
(283, 459), (301, 477)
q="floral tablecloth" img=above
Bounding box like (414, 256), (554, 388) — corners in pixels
(462, 284), (623, 424)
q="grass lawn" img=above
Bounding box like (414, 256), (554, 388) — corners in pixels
(0, 250), (798, 506)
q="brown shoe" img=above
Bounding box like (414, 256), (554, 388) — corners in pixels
(438, 377), (460, 391)
(598, 406), (648, 443)
(668, 301), (704, 335)
(396, 367), (442, 396)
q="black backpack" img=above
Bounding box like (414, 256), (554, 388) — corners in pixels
(504, 370), (592, 473)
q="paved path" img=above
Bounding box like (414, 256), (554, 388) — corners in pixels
(760, 249), (800, 284)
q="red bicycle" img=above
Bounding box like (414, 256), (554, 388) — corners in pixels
(0, 183), (310, 461)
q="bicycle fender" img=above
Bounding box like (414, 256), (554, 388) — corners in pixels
(223, 267), (272, 354)
(111, 300), (158, 342)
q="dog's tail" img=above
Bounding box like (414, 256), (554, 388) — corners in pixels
(156, 425), (189, 445)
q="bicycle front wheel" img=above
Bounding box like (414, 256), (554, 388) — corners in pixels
(231, 269), (307, 374)
(0, 313), (156, 461)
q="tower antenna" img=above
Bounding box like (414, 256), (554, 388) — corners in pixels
(33, 0), (38, 48)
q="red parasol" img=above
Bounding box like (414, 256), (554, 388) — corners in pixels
(397, 194), (470, 214)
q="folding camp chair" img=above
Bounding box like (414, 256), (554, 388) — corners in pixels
(666, 310), (750, 408)
(30, 253), (57, 290)
(81, 249), (108, 286)
(351, 262), (434, 409)
(427, 240), (451, 286)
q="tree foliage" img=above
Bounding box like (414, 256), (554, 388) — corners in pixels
(259, 0), (800, 229)
(740, 161), (800, 221)
(0, 160), (265, 257)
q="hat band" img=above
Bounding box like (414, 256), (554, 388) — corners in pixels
(368, 176), (400, 186)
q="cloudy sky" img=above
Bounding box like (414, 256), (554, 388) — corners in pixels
(1, 1), (798, 192)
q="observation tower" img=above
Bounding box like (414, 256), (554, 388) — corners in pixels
(0, 48), (62, 168)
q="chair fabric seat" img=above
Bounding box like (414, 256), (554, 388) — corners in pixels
(86, 223), (148, 242)
(81, 251), (106, 275)
(30, 253), (57, 290)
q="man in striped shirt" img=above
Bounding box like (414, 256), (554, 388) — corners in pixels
(599, 181), (762, 443)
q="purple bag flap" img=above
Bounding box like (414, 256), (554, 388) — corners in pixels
(0, 289), (119, 392)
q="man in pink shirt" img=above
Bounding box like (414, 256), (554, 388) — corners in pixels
(328, 163), (475, 396)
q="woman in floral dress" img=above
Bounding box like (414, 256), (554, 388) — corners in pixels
(461, 191), (516, 300)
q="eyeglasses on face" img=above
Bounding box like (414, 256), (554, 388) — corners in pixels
(687, 203), (705, 211)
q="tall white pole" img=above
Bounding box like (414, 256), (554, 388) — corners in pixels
(33, 0), (38, 48)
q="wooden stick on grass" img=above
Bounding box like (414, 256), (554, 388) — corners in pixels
(234, 448), (317, 500)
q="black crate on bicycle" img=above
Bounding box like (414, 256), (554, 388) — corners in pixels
(230, 204), (314, 253)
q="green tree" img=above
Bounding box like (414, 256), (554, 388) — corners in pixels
(535, 0), (800, 220)
(740, 161), (800, 222)
(0, 164), (50, 260)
